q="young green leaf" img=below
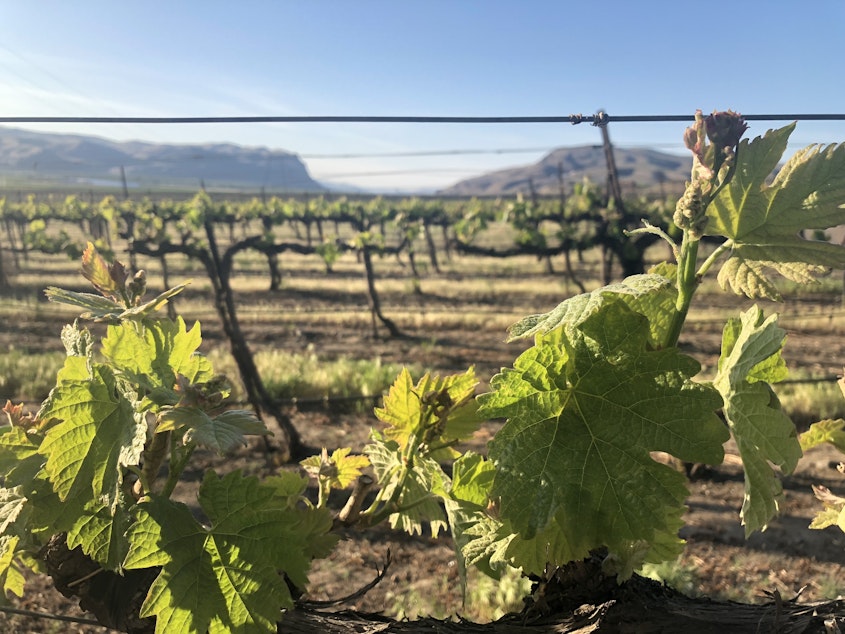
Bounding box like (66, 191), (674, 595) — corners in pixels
(449, 451), (495, 508)
(461, 514), (514, 572)
(809, 485), (845, 531)
(37, 357), (147, 511)
(375, 367), (479, 461)
(713, 306), (802, 535)
(800, 418), (845, 453)
(101, 318), (213, 406)
(65, 500), (131, 572)
(507, 273), (677, 349)
(465, 506), (685, 581)
(300, 447), (370, 490)
(441, 452), (502, 591)
(0, 487), (29, 536)
(157, 407), (267, 454)
(44, 284), (188, 322)
(125, 471), (334, 634)
(0, 425), (44, 486)
(118, 284), (190, 320)
(0, 535), (25, 602)
(43, 287), (122, 319)
(0, 486), (32, 605)
(365, 432), (449, 536)
(59, 322), (95, 358)
(706, 124), (845, 300)
(480, 299), (728, 570)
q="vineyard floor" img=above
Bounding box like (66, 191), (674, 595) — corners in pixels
(5, 259), (845, 631)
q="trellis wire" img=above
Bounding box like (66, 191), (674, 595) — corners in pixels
(0, 113), (844, 125)
(11, 372), (841, 416)
(0, 604), (105, 628)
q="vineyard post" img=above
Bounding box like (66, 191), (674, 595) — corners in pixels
(600, 116), (625, 210)
(1, 197), (23, 274)
(0, 197), (9, 290)
(120, 165), (129, 200)
(0, 238), (7, 291)
(599, 117), (624, 284)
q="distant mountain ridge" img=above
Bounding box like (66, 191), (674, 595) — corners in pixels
(0, 126), (324, 192)
(439, 145), (693, 197)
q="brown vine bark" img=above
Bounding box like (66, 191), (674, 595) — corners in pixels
(361, 245), (402, 339)
(266, 251), (283, 291)
(40, 534), (157, 634)
(202, 221), (305, 460)
(40, 536), (845, 634)
(130, 232), (307, 461)
(277, 587), (845, 633)
(0, 243), (8, 291)
(422, 220), (441, 273)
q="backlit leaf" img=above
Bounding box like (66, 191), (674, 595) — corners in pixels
(375, 367), (479, 461)
(157, 407), (267, 453)
(479, 298), (727, 571)
(442, 453), (501, 590)
(45, 284), (188, 322)
(125, 471), (334, 634)
(101, 318), (213, 405)
(0, 425), (44, 486)
(800, 418), (845, 453)
(0, 487), (29, 535)
(44, 287), (122, 318)
(365, 432), (448, 537)
(809, 485), (845, 531)
(300, 447), (370, 490)
(707, 124), (845, 300)
(66, 499), (131, 571)
(507, 273), (677, 348)
(713, 306), (802, 535)
(37, 358), (146, 511)
(0, 535), (25, 602)
(81, 241), (123, 296)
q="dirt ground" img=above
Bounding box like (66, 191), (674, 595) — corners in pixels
(5, 266), (845, 632)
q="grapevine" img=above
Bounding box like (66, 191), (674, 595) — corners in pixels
(1, 110), (845, 632)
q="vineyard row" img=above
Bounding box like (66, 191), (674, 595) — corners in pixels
(0, 183), (677, 294)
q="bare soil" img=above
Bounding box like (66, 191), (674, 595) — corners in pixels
(4, 264), (845, 632)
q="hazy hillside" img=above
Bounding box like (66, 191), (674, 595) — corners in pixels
(0, 127), (324, 192)
(439, 145), (692, 197)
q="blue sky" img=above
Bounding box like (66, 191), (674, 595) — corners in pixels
(0, 1), (843, 192)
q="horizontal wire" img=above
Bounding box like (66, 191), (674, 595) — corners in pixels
(0, 605), (104, 628)
(10, 372), (841, 415)
(1, 113), (845, 125)
(301, 146), (558, 159)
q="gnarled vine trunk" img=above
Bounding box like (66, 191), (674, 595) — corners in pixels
(202, 220), (305, 460)
(40, 538), (845, 634)
(130, 230), (306, 461)
(361, 245), (402, 338)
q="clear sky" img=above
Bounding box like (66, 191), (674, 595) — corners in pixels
(0, 1), (843, 192)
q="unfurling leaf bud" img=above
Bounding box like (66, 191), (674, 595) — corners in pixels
(683, 111), (706, 159)
(127, 269), (147, 304)
(674, 181), (707, 239)
(680, 110), (748, 218)
(705, 110), (748, 151)
(81, 242), (125, 298)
